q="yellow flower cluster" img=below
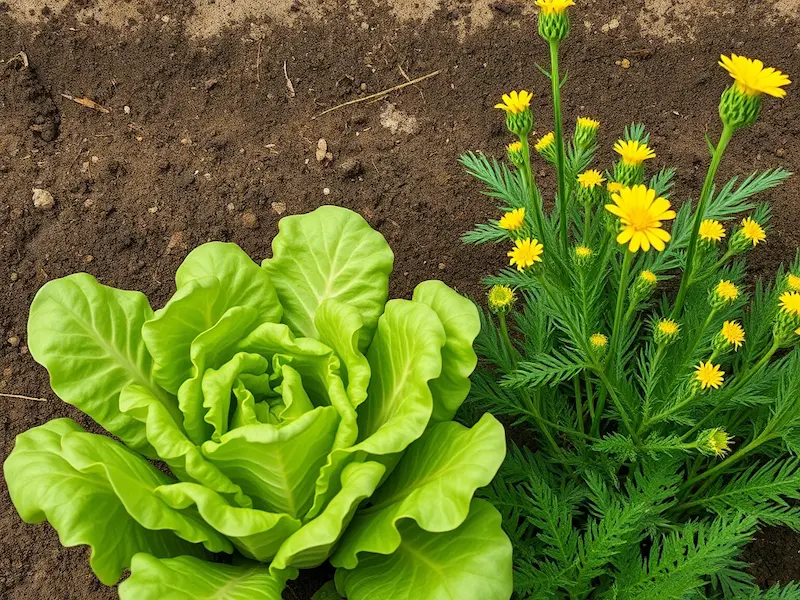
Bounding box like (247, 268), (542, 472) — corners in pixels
(613, 140), (656, 166)
(498, 207), (525, 231)
(740, 217), (767, 246)
(535, 132), (556, 152)
(695, 361), (724, 390)
(720, 320), (745, 350)
(699, 219), (726, 243)
(719, 54), (791, 98)
(577, 169), (606, 189)
(535, 0), (575, 15)
(508, 238), (544, 271)
(494, 90), (533, 114)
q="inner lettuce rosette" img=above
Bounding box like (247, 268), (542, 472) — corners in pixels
(3, 206), (513, 600)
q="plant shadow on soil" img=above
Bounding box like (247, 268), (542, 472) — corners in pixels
(1, 0), (799, 597)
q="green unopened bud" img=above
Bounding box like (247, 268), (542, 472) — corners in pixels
(632, 270), (658, 302)
(612, 160), (643, 187)
(653, 318), (680, 346)
(505, 110), (533, 137)
(719, 85), (762, 129)
(573, 245), (593, 266)
(488, 285), (516, 315)
(535, 132), (557, 164)
(774, 292), (800, 348)
(696, 428), (734, 457)
(506, 141), (525, 167)
(710, 280), (740, 310)
(538, 11), (571, 43)
(574, 117), (600, 150)
(589, 333), (608, 355)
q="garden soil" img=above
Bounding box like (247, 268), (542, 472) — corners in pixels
(1, 0), (799, 597)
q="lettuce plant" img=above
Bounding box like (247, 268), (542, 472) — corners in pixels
(4, 206), (513, 600)
(462, 1), (799, 598)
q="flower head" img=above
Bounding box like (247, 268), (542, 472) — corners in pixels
(640, 270), (658, 285)
(780, 291), (800, 317)
(614, 139), (656, 166)
(699, 219), (726, 243)
(788, 274), (800, 292)
(605, 184), (676, 252)
(575, 245), (593, 258)
(589, 333), (608, 349)
(577, 169), (606, 189)
(657, 318), (680, 337)
(720, 320), (745, 351)
(535, 0), (575, 15)
(740, 216), (766, 246)
(700, 428), (734, 457)
(488, 285), (516, 313)
(715, 280), (740, 303)
(695, 361), (725, 390)
(498, 207), (525, 232)
(507, 141), (523, 153)
(535, 132), (556, 152)
(719, 54), (790, 98)
(577, 116), (600, 130)
(607, 181), (624, 194)
(495, 90), (533, 114)
(508, 238), (544, 271)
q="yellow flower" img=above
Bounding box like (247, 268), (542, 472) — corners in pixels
(575, 245), (593, 258)
(488, 285), (516, 312)
(788, 274), (800, 291)
(705, 428), (734, 457)
(577, 169), (606, 189)
(695, 361), (725, 390)
(721, 320), (745, 350)
(780, 291), (800, 317)
(535, 132), (555, 152)
(657, 319), (680, 337)
(577, 116), (600, 130)
(507, 141), (523, 153)
(535, 0), (575, 15)
(741, 217), (766, 246)
(719, 54), (791, 98)
(715, 280), (740, 302)
(589, 333), (608, 348)
(498, 207), (525, 231)
(613, 139), (656, 166)
(699, 219), (726, 243)
(605, 184), (676, 252)
(508, 238), (544, 271)
(495, 90), (533, 114)
(640, 270), (658, 284)
(607, 181), (624, 193)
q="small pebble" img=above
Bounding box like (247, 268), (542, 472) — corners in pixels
(124, 105), (131, 115)
(161, 15), (170, 23)
(10, 272), (18, 282)
(7, 336), (20, 347)
(323, 187), (331, 196)
(438, 263), (446, 270)
(360, 21), (369, 30)
(360, 83), (367, 91)
(32, 188), (55, 210)
(227, 202), (236, 212)
(271, 201), (286, 215)
(776, 148), (786, 157)
(242, 211), (259, 229)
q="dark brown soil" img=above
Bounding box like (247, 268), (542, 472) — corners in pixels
(1, 0), (799, 598)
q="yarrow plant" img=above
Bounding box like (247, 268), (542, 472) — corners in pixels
(3, 207), (514, 600)
(462, 2), (799, 598)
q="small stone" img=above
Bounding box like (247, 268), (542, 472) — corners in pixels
(620, 58), (631, 69)
(360, 21), (369, 30)
(161, 14), (170, 23)
(271, 201), (286, 215)
(340, 157), (364, 179)
(91, 155), (99, 163)
(242, 211), (259, 229)
(20, 345), (28, 356)
(227, 202), (236, 212)
(322, 187), (331, 196)
(438, 263), (446, 270)
(315, 138), (328, 162)
(148, 205), (158, 214)
(7, 336), (19, 347)
(2, 367), (12, 379)
(124, 105), (131, 114)
(360, 82), (367, 92)
(32, 188), (55, 210)
(180, 137), (192, 146)
(204, 78), (219, 91)
(166, 231), (184, 253)
(85, 255), (93, 263)
(10, 272), (18, 282)
(776, 148), (786, 157)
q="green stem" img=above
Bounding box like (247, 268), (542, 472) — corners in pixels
(595, 367), (640, 444)
(549, 39), (568, 251)
(585, 373), (595, 421)
(574, 376), (584, 434)
(519, 136), (548, 240)
(498, 312), (517, 364)
(608, 250), (634, 369)
(672, 124), (735, 317)
(583, 202), (592, 245)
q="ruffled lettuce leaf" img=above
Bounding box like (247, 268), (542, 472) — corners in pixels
(143, 242), (283, 395)
(27, 273), (176, 457)
(119, 554), (286, 600)
(334, 500), (513, 600)
(331, 414), (506, 568)
(262, 205), (393, 349)
(3, 419), (230, 585)
(411, 281), (480, 422)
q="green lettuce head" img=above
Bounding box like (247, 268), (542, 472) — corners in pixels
(3, 206), (513, 600)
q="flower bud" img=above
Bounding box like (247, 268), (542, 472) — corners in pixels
(573, 245), (593, 266)
(719, 85), (762, 129)
(632, 270), (658, 302)
(488, 285), (516, 315)
(538, 11), (571, 43)
(696, 428), (734, 457)
(713, 320), (745, 354)
(574, 117), (600, 150)
(710, 280), (740, 309)
(589, 333), (608, 355)
(535, 132), (557, 164)
(654, 318), (680, 346)
(774, 291), (800, 347)
(506, 141), (525, 167)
